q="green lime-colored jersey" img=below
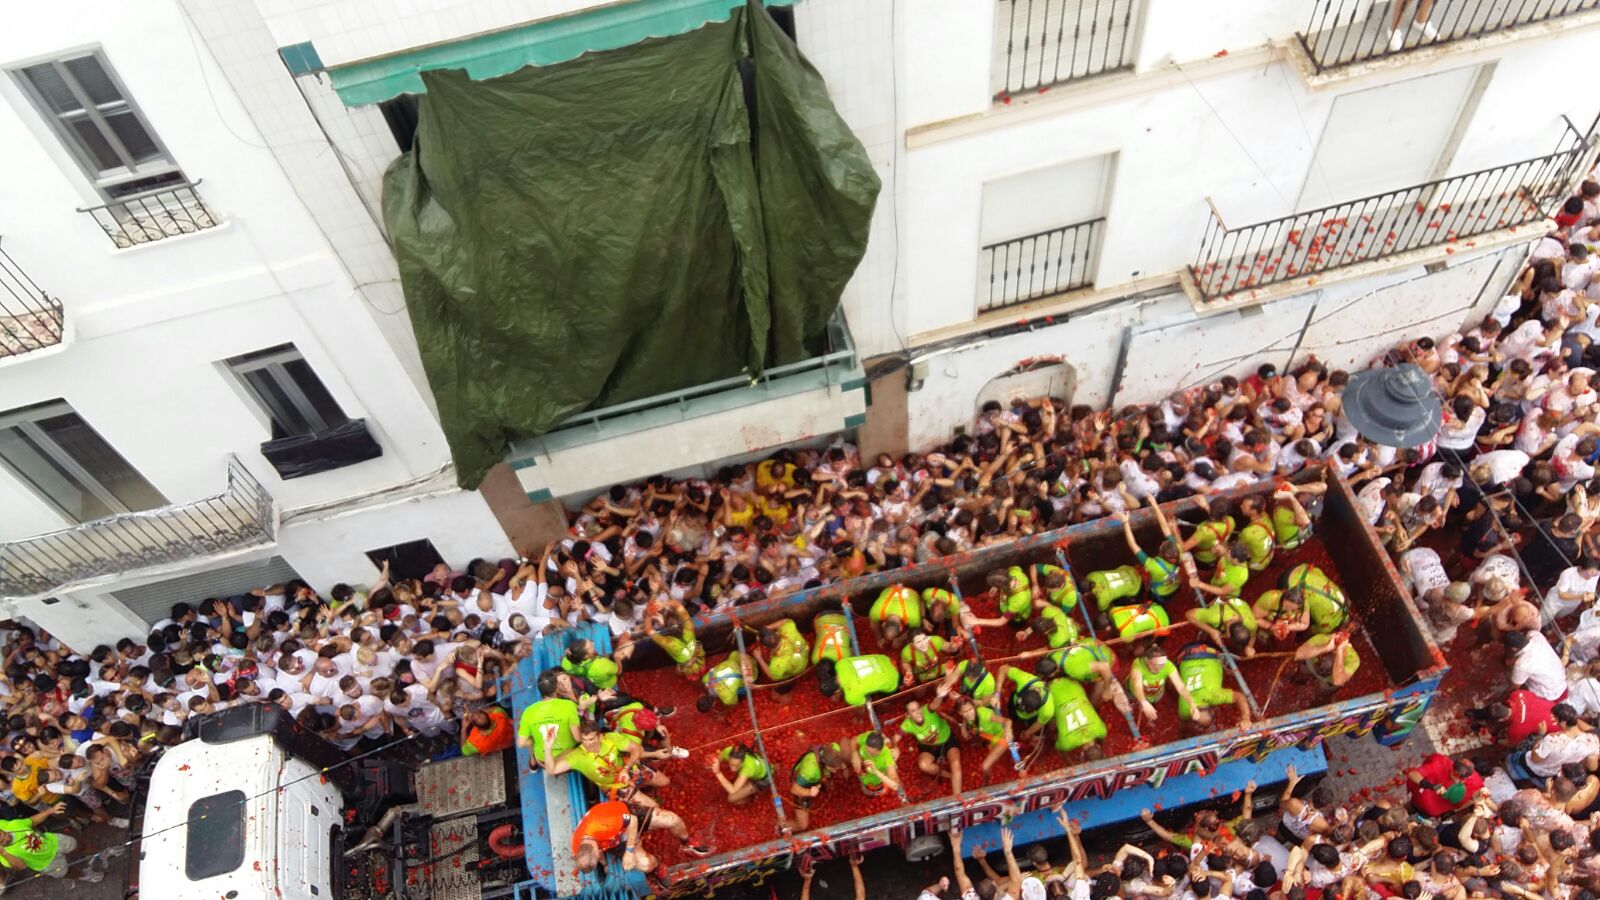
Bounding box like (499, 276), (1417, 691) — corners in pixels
(704, 652), (748, 706)
(1050, 678), (1107, 752)
(792, 742), (842, 787)
(1177, 644), (1234, 720)
(900, 709), (952, 746)
(837, 654), (899, 706)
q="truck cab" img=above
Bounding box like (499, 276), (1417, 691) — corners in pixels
(131, 702), (525, 900)
(139, 730), (343, 899)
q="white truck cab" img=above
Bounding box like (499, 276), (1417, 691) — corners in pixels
(139, 731), (343, 900)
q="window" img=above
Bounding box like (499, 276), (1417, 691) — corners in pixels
(0, 400), (166, 523)
(226, 345), (350, 440)
(976, 154), (1114, 311)
(365, 539), (446, 582)
(186, 791), (246, 880)
(11, 51), (185, 199)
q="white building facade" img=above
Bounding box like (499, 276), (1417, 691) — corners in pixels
(4, 0), (1597, 649)
(0, 0), (514, 650)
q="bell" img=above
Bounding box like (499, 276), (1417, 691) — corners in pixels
(1341, 363), (1441, 449)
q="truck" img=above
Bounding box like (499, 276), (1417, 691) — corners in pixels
(129, 469), (1447, 899)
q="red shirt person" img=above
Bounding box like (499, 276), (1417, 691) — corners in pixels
(1504, 689), (1558, 744)
(1406, 753), (1482, 817)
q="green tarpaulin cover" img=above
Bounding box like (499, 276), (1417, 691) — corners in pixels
(382, 1), (879, 489)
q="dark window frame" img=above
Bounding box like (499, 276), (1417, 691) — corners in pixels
(185, 790), (247, 880)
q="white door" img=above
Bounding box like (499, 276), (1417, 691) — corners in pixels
(1297, 65), (1482, 212)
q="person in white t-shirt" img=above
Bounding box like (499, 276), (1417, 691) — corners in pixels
(386, 682), (453, 738)
(1400, 546), (1450, 606)
(1544, 560), (1600, 622)
(1508, 630), (1568, 701)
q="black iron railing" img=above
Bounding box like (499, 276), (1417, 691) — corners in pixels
(1300, 0), (1600, 73)
(993, 0), (1138, 97)
(1190, 130), (1591, 302)
(981, 217), (1104, 312)
(0, 455), (276, 598)
(78, 180), (220, 249)
(0, 241), (63, 359)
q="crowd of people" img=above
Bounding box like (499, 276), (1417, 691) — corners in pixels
(5, 184), (1600, 894)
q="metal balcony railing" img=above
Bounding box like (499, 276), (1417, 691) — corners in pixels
(78, 180), (221, 249)
(992, 0), (1138, 97)
(1299, 0), (1600, 74)
(979, 217), (1104, 312)
(1191, 122), (1594, 302)
(0, 241), (63, 359)
(0, 455), (276, 598)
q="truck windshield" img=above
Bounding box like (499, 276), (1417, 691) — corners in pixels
(186, 790), (247, 880)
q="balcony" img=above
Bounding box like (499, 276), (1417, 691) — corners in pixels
(78, 180), (221, 249)
(992, 0), (1138, 98)
(508, 311), (864, 500)
(1299, 0), (1600, 74)
(979, 217), (1104, 313)
(0, 455), (276, 598)
(1190, 125), (1591, 303)
(0, 241), (63, 360)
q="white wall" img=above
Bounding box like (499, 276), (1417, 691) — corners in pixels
(901, 239), (1523, 450)
(0, 1), (460, 552)
(894, 23), (1600, 339)
(275, 487), (514, 588)
(515, 381), (867, 499)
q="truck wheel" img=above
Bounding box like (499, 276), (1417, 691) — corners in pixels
(904, 835), (946, 862)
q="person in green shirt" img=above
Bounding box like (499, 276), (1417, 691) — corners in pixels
(870, 584), (923, 650)
(711, 743), (771, 805)
(1237, 495), (1277, 572)
(1031, 564), (1080, 611)
(819, 654), (901, 707)
(787, 743), (846, 832)
(516, 689), (583, 772)
(1181, 496), (1236, 567)
(956, 695), (1016, 778)
(1175, 642), (1253, 730)
(697, 651), (755, 713)
(1185, 595), (1258, 657)
(900, 633), (954, 686)
(1116, 509), (1182, 601)
(920, 587), (964, 639)
(1086, 565), (1144, 611)
(998, 664), (1056, 741)
(1029, 640), (1132, 714)
(1295, 631), (1360, 689)
(848, 730), (901, 796)
(1190, 540), (1251, 603)
(542, 722), (655, 794)
(0, 801), (70, 878)
(935, 658), (998, 708)
(1270, 485), (1318, 551)
(1281, 564), (1350, 634)
(1018, 604), (1079, 649)
(753, 619), (810, 694)
(900, 699), (961, 796)
(1126, 642), (1197, 724)
(1252, 586), (1312, 645)
(561, 638), (621, 690)
(811, 611), (852, 664)
(1049, 677), (1107, 756)
(988, 566), (1036, 626)
(644, 600), (705, 678)
(1109, 602), (1171, 642)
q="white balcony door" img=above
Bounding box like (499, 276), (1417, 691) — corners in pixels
(977, 153), (1114, 310)
(1296, 64), (1483, 212)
